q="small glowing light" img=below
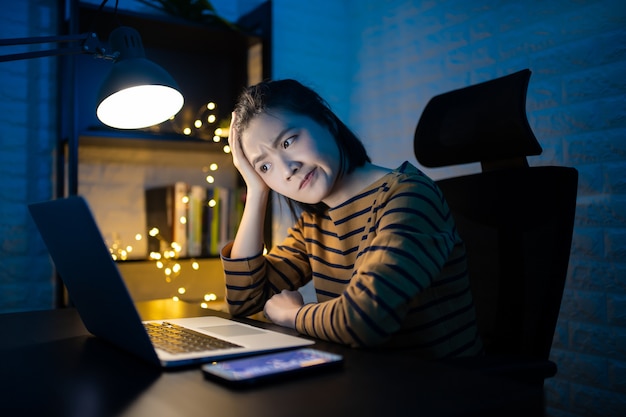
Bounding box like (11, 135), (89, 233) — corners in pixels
(194, 119), (202, 128)
(191, 261), (200, 270)
(172, 263), (181, 273)
(111, 254), (118, 261)
(213, 135), (221, 142)
(179, 216), (187, 225)
(204, 293), (217, 301)
(215, 128), (223, 136)
(207, 102), (216, 110)
(172, 296), (180, 302)
(223, 145), (231, 154)
(263, 247), (268, 255)
(125, 245), (133, 253)
(208, 199), (217, 208)
(200, 302), (208, 309)
(156, 261), (164, 269)
(205, 175), (215, 184)
(183, 127), (192, 135)
(178, 287), (186, 294)
(182, 195), (189, 204)
(164, 267), (172, 276)
(149, 252), (162, 260)
(209, 163), (218, 171)
(149, 228), (159, 237)
(135, 234), (142, 241)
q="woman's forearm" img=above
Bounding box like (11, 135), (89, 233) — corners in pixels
(230, 188), (269, 259)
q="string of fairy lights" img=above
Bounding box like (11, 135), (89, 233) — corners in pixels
(107, 100), (231, 309)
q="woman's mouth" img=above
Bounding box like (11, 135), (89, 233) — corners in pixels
(299, 168), (316, 190)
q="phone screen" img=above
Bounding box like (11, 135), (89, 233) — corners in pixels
(201, 348), (343, 387)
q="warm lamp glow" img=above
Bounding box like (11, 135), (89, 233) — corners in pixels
(97, 84), (183, 129)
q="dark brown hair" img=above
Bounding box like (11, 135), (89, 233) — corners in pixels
(233, 79), (370, 216)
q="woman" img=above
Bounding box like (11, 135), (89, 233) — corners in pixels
(221, 79), (482, 358)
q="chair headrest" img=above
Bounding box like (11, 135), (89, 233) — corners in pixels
(414, 69), (542, 169)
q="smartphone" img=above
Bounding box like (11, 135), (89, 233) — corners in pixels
(201, 348), (344, 387)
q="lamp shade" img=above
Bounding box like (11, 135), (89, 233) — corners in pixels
(96, 27), (184, 129)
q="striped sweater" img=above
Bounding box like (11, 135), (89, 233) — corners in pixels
(221, 161), (483, 358)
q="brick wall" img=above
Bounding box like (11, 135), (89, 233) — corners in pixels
(0, 1), (58, 312)
(271, 0), (626, 415)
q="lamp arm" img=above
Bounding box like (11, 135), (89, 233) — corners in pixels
(0, 32), (117, 63)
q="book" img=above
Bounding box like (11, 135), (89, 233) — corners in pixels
(145, 182), (189, 257)
(187, 185), (206, 257)
(146, 183), (245, 259)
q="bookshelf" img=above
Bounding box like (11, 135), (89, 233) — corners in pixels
(56, 1), (272, 306)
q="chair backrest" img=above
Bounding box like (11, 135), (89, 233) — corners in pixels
(414, 69), (578, 361)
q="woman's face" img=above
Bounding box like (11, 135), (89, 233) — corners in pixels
(240, 109), (341, 205)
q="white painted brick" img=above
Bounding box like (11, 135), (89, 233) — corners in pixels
(567, 259), (626, 293)
(560, 289), (607, 323)
(567, 381), (626, 417)
(574, 194), (623, 227)
(606, 163), (626, 193)
(567, 321), (626, 359)
(608, 359), (626, 394)
(570, 225), (604, 257)
(607, 294), (626, 327)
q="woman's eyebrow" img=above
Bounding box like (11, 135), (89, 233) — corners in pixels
(251, 127), (292, 167)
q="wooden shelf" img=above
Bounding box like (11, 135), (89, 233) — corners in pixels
(78, 129), (227, 152)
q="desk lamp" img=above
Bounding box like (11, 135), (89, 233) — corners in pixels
(0, 6), (184, 129)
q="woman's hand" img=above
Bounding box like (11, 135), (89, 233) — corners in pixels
(228, 112), (269, 195)
(263, 290), (304, 329)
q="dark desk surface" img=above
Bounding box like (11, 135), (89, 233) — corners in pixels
(1, 300), (543, 417)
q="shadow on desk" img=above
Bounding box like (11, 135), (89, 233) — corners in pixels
(2, 335), (160, 417)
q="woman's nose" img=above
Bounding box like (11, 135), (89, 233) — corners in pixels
(284, 160), (301, 181)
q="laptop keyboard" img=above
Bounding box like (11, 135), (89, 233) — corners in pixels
(144, 322), (242, 354)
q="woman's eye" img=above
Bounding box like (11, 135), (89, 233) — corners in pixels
(260, 163), (271, 173)
(282, 136), (295, 149)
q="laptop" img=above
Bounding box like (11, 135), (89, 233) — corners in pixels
(28, 196), (313, 368)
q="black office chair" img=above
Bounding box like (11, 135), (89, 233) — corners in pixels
(414, 69), (578, 385)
